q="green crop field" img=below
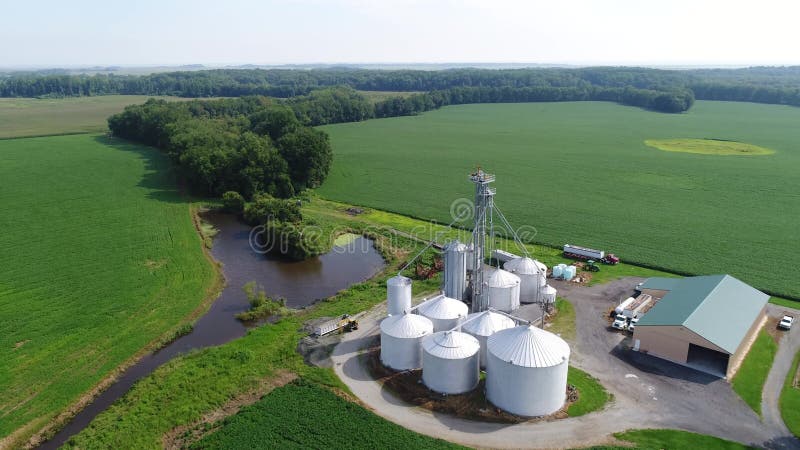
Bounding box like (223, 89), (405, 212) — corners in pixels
(0, 134), (215, 444)
(319, 101), (800, 299)
(0, 95), (192, 139)
(191, 380), (462, 449)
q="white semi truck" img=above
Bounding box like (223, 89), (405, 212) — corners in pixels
(563, 244), (619, 265)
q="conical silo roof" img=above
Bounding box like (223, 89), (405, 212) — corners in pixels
(487, 325), (570, 368)
(543, 285), (557, 296)
(422, 331), (480, 359)
(487, 268), (520, 288)
(503, 257), (541, 275)
(462, 311), (515, 338)
(387, 275), (412, 287)
(444, 240), (468, 252)
(417, 294), (468, 320)
(380, 313), (433, 338)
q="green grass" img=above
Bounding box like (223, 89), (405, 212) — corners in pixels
(318, 101), (800, 299)
(0, 134), (216, 444)
(0, 95), (193, 139)
(307, 198), (670, 285)
(731, 330), (779, 415)
(780, 351), (800, 437)
(62, 200), (444, 448)
(769, 296), (800, 310)
(550, 298), (576, 342)
(190, 379), (463, 449)
(595, 429), (751, 449)
(567, 366), (610, 417)
(644, 138), (774, 156)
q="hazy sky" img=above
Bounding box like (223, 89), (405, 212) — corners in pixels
(2, 0), (799, 67)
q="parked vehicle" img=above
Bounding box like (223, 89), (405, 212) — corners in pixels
(779, 315), (794, 330)
(614, 297), (636, 316)
(627, 317), (639, 333)
(563, 244), (619, 265)
(612, 314), (628, 330)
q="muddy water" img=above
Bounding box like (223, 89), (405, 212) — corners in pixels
(40, 212), (385, 449)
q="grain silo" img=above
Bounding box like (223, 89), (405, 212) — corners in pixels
(380, 313), (434, 371)
(487, 268), (521, 312)
(541, 285), (557, 305)
(504, 257), (543, 303)
(387, 275), (412, 315)
(443, 240), (468, 301)
(421, 330), (480, 394)
(486, 325), (570, 416)
(417, 293), (468, 332)
(461, 311), (516, 368)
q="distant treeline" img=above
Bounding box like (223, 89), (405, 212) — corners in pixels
(5, 66), (800, 112)
(108, 97), (331, 199)
(286, 85), (695, 123)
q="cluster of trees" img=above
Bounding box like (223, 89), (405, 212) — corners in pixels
(5, 66), (800, 110)
(107, 97), (332, 199)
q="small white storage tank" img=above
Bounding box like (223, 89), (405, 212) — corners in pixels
(541, 285), (557, 305)
(417, 293), (468, 332)
(387, 275), (412, 315)
(486, 325), (570, 417)
(380, 313), (434, 371)
(421, 330), (480, 394)
(461, 311), (516, 368)
(443, 240), (468, 301)
(504, 257), (542, 303)
(487, 268), (521, 312)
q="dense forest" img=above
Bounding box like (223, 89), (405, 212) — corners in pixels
(4, 66), (800, 112)
(108, 97), (331, 199)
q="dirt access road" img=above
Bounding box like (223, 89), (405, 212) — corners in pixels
(331, 277), (800, 449)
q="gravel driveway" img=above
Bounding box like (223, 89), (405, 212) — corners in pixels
(331, 278), (800, 449)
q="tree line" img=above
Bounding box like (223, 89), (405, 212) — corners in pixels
(107, 97), (331, 200)
(4, 66), (800, 110)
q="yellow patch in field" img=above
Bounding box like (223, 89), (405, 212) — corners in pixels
(645, 138), (775, 156)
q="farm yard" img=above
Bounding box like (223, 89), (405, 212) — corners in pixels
(319, 100), (800, 300)
(0, 134), (216, 445)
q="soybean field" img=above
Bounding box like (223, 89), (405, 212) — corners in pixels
(319, 101), (800, 299)
(0, 134), (215, 442)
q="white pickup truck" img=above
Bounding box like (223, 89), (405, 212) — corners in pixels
(779, 315), (794, 330)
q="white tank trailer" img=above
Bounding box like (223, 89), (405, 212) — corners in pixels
(443, 240), (468, 301)
(386, 275), (412, 315)
(380, 313), (434, 371)
(487, 268), (521, 312)
(421, 330), (480, 394)
(486, 325), (570, 417)
(504, 257), (545, 303)
(417, 293), (468, 332)
(461, 310), (516, 368)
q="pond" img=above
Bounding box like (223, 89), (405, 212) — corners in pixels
(40, 211), (385, 448)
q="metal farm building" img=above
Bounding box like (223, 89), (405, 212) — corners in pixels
(633, 274), (768, 379)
